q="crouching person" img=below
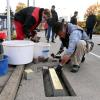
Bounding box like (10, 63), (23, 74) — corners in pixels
(14, 7), (50, 40)
(53, 22), (94, 73)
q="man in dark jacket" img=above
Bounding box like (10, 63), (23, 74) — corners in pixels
(86, 12), (97, 39)
(14, 7), (48, 40)
(47, 5), (58, 43)
(70, 11), (78, 25)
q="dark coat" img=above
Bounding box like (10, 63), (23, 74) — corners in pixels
(70, 16), (77, 25)
(86, 14), (96, 29)
(47, 9), (58, 27)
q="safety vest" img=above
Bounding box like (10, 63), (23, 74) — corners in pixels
(30, 7), (40, 32)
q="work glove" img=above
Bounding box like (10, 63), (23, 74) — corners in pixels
(51, 53), (61, 59)
(30, 31), (40, 42)
(55, 64), (62, 75)
(56, 49), (64, 55)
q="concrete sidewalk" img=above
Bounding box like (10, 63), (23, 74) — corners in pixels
(62, 53), (100, 99)
(15, 31), (100, 100)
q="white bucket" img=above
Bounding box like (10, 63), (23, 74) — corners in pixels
(3, 40), (34, 65)
(34, 42), (50, 59)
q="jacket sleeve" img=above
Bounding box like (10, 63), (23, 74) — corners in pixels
(23, 16), (36, 37)
(66, 30), (81, 56)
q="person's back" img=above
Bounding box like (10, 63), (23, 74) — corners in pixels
(68, 23), (88, 37)
(70, 11), (78, 25)
(14, 7), (35, 23)
(14, 7), (46, 40)
(62, 23), (89, 49)
(86, 14), (96, 29)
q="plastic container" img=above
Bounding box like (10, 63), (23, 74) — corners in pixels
(3, 40), (34, 65)
(0, 55), (8, 76)
(34, 42), (50, 59)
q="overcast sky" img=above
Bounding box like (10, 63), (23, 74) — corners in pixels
(0, 0), (98, 21)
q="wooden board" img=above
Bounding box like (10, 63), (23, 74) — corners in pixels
(49, 68), (65, 96)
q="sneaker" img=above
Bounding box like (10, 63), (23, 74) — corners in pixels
(71, 65), (80, 73)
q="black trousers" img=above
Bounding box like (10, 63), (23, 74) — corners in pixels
(86, 27), (93, 39)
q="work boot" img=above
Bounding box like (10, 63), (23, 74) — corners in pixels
(55, 65), (62, 75)
(71, 65), (80, 73)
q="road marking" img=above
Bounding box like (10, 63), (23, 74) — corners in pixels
(90, 52), (100, 59)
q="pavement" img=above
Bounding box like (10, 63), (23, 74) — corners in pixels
(15, 31), (100, 100)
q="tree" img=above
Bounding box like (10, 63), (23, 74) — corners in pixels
(15, 2), (26, 13)
(84, 3), (100, 19)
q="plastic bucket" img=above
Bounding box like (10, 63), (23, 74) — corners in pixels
(34, 42), (50, 59)
(0, 55), (8, 76)
(3, 40), (34, 65)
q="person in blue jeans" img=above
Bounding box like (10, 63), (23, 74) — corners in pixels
(47, 25), (55, 42)
(47, 5), (58, 43)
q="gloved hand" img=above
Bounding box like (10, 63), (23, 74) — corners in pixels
(51, 53), (61, 59)
(56, 49), (64, 55)
(55, 64), (62, 75)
